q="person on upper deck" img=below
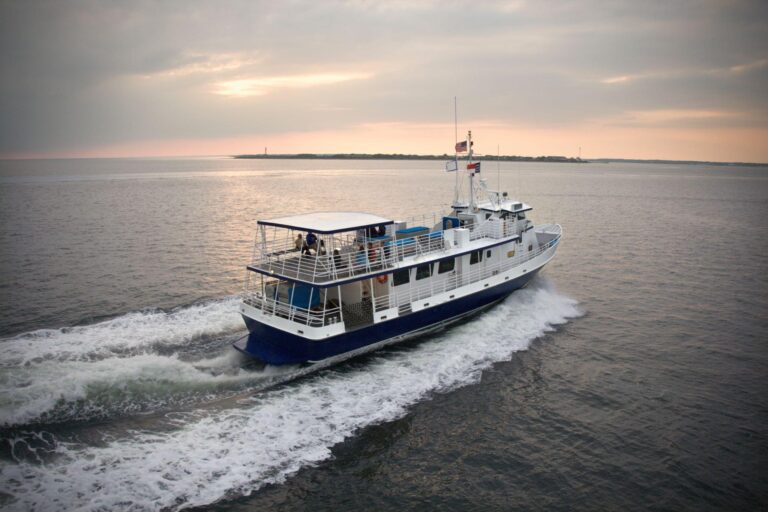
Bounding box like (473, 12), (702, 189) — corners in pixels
(301, 231), (317, 255)
(294, 233), (303, 252)
(355, 244), (367, 271)
(333, 248), (344, 269)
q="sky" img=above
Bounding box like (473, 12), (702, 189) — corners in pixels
(1, 0), (767, 162)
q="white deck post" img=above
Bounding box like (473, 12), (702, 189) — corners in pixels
(370, 277), (376, 312)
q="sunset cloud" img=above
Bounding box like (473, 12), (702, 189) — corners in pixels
(146, 53), (261, 77)
(624, 109), (742, 124)
(212, 72), (373, 97)
(601, 75), (634, 84)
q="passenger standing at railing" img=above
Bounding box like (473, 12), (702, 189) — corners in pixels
(294, 233), (303, 252)
(318, 240), (327, 256)
(333, 248), (344, 269)
(355, 244), (367, 272)
(368, 242), (381, 270)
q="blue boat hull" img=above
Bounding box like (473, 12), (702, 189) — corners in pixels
(237, 269), (540, 365)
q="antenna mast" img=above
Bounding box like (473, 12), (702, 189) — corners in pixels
(468, 130), (475, 210)
(453, 97), (459, 206)
(497, 144), (501, 193)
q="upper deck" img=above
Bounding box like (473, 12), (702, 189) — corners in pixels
(258, 212), (394, 234)
(247, 210), (527, 285)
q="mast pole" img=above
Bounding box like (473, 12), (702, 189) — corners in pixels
(497, 143), (501, 204)
(468, 130), (474, 210)
(453, 97), (459, 206)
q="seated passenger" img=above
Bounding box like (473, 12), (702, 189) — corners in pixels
(305, 231), (318, 253)
(333, 248), (345, 268)
(368, 242), (379, 263)
(355, 244), (367, 270)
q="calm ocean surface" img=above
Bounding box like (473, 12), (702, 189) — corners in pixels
(0, 158), (766, 511)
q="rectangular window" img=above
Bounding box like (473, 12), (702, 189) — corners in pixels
(438, 258), (455, 274)
(469, 250), (483, 265)
(486, 250), (492, 258)
(393, 269), (410, 286)
(415, 263), (432, 280)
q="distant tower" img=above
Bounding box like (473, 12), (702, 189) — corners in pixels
(265, 147), (268, 156)
(579, 146), (582, 160)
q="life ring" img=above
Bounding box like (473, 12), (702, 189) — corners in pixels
(377, 274), (388, 284)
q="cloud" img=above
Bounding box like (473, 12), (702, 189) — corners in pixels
(601, 75), (634, 84)
(212, 72), (373, 97)
(725, 58), (768, 75)
(144, 53), (262, 78)
(622, 109), (744, 125)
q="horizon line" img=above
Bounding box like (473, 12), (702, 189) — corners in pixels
(1, 152), (767, 167)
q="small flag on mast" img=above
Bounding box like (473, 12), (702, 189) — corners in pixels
(445, 160), (458, 172)
(455, 140), (473, 152)
(467, 162), (481, 172)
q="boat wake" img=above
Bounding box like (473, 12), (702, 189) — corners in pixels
(0, 279), (581, 511)
(0, 297), (256, 427)
(0, 297), (244, 366)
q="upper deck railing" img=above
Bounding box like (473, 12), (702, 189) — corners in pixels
(243, 225), (561, 328)
(249, 213), (523, 284)
(378, 225), (560, 312)
(249, 230), (447, 284)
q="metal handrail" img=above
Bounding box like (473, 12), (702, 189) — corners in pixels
(244, 293), (342, 327)
(246, 228), (561, 328)
(251, 230), (450, 283)
(380, 229), (560, 311)
(250, 211), (553, 284)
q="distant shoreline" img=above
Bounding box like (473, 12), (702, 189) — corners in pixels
(232, 153), (768, 167)
(233, 153), (587, 163)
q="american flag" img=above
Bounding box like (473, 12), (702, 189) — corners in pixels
(455, 140), (473, 152)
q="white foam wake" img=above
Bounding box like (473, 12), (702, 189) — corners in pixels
(0, 351), (254, 427)
(0, 297), (243, 365)
(0, 282), (581, 511)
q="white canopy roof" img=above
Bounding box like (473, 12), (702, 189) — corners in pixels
(258, 211), (393, 234)
(477, 200), (532, 213)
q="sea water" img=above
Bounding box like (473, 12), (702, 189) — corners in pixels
(0, 158), (766, 510)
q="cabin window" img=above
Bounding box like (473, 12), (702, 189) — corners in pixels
(485, 213), (492, 219)
(393, 268), (410, 286)
(486, 250), (492, 258)
(528, 244), (533, 252)
(438, 258), (455, 274)
(415, 263), (432, 280)
(470, 250), (483, 265)
(518, 212), (526, 220)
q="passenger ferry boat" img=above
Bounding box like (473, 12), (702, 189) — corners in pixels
(235, 132), (561, 365)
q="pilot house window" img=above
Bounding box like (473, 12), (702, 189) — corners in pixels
(438, 258), (455, 274)
(470, 250), (483, 265)
(415, 264), (432, 280)
(393, 269), (410, 286)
